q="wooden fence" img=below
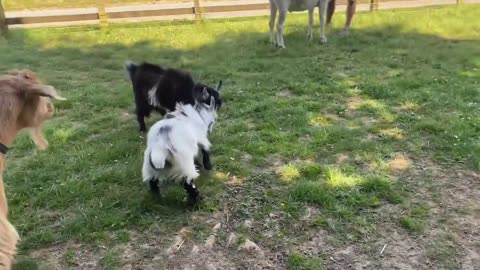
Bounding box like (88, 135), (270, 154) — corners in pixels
(0, 0), (478, 31)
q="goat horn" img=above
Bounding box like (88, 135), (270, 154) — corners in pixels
(40, 85), (67, 100)
(216, 80), (223, 91)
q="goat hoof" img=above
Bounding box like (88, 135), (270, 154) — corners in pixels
(149, 179), (160, 195)
(186, 193), (203, 207)
(320, 37), (327, 44)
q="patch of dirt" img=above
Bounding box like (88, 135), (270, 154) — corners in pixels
(334, 71), (349, 78)
(276, 90), (292, 98)
(380, 128), (405, 140)
(335, 153), (350, 165)
(358, 116), (378, 127)
(30, 243), (102, 270)
(119, 112), (133, 122)
(388, 153), (412, 174)
(266, 154), (284, 167)
(364, 132), (380, 141)
(346, 96), (366, 110)
(23, 159), (480, 270)
(225, 175), (245, 186)
(395, 102), (420, 112)
(241, 153), (252, 162)
(291, 158), (480, 269)
(386, 161), (479, 268)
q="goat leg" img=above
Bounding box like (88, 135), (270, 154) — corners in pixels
(319, 0), (329, 43)
(269, 0), (278, 45)
(149, 178), (160, 195)
(307, 8), (314, 41)
(201, 149), (213, 170)
(183, 178), (202, 207)
(29, 127), (48, 150)
(276, 10), (287, 48)
(137, 114), (147, 132)
(194, 159), (202, 170)
(134, 99), (151, 132)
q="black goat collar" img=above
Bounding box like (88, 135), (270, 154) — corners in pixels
(0, 143), (8, 155)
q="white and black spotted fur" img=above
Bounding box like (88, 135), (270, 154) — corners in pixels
(142, 93), (218, 206)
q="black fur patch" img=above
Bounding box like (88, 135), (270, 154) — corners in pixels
(194, 83), (222, 110)
(149, 178), (160, 194)
(126, 61), (222, 131)
(0, 143), (8, 155)
(158, 125), (172, 135)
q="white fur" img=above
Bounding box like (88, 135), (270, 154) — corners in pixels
(269, 0), (330, 48)
(147, 83), (162, 109)
(142, 100), (217, 187)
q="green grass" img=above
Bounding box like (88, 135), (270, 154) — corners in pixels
(287, 253), (323, 270)
(1, 4), (479, 269)
(292, 168), (402, 239)
(399, 203), (429, 233)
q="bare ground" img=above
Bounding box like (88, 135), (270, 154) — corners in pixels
(26, 159), (479, 270)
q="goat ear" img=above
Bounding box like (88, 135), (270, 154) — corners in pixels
(202, 87), (209, 100)
(216, 80), (222, 92)
(209, 96), (215, 109)
(9, 69), (40, 83)
(27, 84), (66, 100)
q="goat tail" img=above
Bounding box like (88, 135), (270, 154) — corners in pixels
(125, 60), (138, 81)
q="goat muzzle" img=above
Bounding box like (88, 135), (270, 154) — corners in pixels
(0, 144), (8, 155)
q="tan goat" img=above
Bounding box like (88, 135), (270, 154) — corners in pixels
(0, 70), (65, 269)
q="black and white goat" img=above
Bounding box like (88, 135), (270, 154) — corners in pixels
(125, 61), (222, 132)
(142, 93), (218, 206)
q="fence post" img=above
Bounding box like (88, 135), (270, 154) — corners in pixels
(370, 0), (379, 11)
(193, 0), (203, 23)
(98, 4), (108, 29)
(0, 0), (7, 34)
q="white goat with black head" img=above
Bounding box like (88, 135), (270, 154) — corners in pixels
(142, 91), (217, 206)
(269, 0), (331, 48)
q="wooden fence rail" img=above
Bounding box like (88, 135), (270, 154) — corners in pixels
(0, 0), (478, 31)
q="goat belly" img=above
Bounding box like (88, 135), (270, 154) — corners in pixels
(288, 0), (317, 11)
